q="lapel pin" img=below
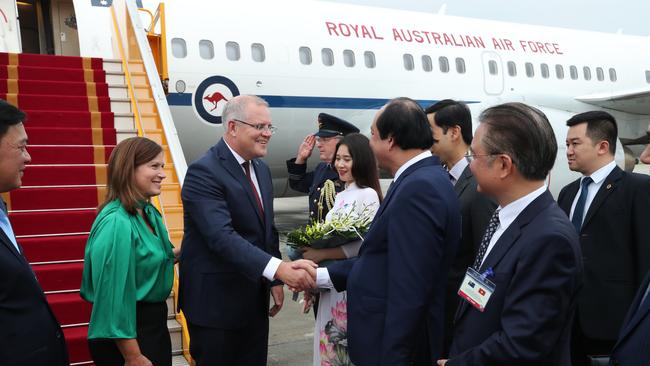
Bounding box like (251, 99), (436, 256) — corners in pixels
(606, 184), (612, 190)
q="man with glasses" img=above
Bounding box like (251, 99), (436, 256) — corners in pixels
(425, 100), (496, 358)
(286, 113), (359, 222)
(179, 95), (316, 365)
(0, 100), (69, 365)
(439, 103), (582, 366)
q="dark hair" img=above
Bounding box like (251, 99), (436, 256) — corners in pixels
(0, 99), (26, 139)
(424, 99), (473, 145)
(566, 111), (617, 155)
(332, 133), (383, 202)
(376, 97), (433, 150)
(479, 103), (557, 181)
(99, 137), (163, 214)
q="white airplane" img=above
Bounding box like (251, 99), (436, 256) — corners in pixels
(2, 0), (650, 197)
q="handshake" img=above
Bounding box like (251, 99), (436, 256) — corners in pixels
(275, 259), (320, 292)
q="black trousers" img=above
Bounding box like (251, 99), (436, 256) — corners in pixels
(89, 302), (171, 366)
(571, 319), (616, 366)
(187, 317), (269, 366)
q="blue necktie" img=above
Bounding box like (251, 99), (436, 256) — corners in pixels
(0, 209), (20, 253)
(571, 177), (593, 232)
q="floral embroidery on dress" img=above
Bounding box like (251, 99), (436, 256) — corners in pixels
(319, 297), (353, 366)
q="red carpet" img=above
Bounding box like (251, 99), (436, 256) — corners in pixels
(0, 51), (117, 364)
(28, 145), (114, 164)
(0, 79), (109, 97)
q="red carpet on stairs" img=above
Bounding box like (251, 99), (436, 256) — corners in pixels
(0, 51), (118, 365)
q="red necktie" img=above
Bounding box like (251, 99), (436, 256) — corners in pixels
(242, 161), (264, 217)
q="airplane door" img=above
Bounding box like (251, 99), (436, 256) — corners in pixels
(52, 0), (79, 56)
(0, 0), (22, 52)
(481, 51), (504, 95)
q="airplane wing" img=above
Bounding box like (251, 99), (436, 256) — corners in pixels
(575, 87), (650, 115)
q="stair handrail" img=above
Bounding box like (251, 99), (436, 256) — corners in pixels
(137, 3), (169, 86)
(125, 0), (187, 184)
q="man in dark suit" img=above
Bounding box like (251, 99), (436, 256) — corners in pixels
(286, 113), (359, 222)
(609, 270), (650, 366)
(178, 95), (316, 365)
(557, 111), (650, 366)
(425, 99), (496, 356)
(439, 103), (583, 366)
(0, 100), (69, 365)
(297, 97), (462, 365)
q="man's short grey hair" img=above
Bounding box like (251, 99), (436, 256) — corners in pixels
(479, 102), (557, 181)
(221, 95), (269, 129)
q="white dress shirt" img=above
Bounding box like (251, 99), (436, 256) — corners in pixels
(316, 150), (432, 288)
(479, 184), (547, 268)
(569, 160), (616, 224)
(223, 141), (280, 281)
(448, 156), (469, 186)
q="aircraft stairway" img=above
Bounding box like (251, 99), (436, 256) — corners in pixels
(0, 49), (188, 365)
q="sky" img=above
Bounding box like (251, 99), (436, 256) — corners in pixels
(326, 0), (649, 36)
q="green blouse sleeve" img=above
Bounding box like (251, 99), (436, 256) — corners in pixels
(84, 208), (138, 339)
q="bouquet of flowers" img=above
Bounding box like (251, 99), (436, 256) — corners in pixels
(285, 202), (376, 253)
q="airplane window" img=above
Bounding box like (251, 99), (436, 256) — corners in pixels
(226, 41), (240, 61)
(252, 43), (265, 62)
(343, 50), (355, 67)
(570, 66), (578, 80)
(439, 57), (449, 73)
(525, 62), (534, 77)
(540, 63), (549, 79)
(488, 60), (498, 75)
(646, 70), (650, 83)
(555, 64), (564, 79)
(422, 55), (432, 72)
(456, 58), (466, 74)
(299, 47), (312, 65)
(403, 54), (414, 71)
(364, 51), (376, 68)
(596, 67), (604, 81)
(199, 40), (214, 60)
(171, 38), (187, 58)
(507, 61), (517, 77)
(609, 68), (617, 82)
(583, 67), (592, 81)
(322, 48), (334, 66)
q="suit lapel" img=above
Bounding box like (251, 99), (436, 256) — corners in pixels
(454, 166), (472, 196)
(217, 140), (265, 226)
(455, 191), (553, 319)
(0, 226), (24, 263)
(559, 180), (580, 214)
(581, 167), (622, 230)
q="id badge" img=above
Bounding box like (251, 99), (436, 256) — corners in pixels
(458, 267), (496, 312)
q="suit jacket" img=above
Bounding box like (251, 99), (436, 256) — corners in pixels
(178, 139), (281, 329)
(328, 156), (461, 366)
(442, 166), (496, 355)
(0, 203), (68, 365)
(448, 191), (583, 366)
(558, 166), (650, 340)
(286, 159), (343, 222)
(609, 270), (650, 366)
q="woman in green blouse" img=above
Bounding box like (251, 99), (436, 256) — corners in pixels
(81, 137), (177, 366)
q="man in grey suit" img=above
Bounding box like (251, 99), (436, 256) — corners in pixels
(425, 100), (496, 357)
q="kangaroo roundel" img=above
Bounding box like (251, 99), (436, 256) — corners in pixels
(193, 76), (240, 124)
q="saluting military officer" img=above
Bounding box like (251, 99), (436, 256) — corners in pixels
(286, 113), (360, 222)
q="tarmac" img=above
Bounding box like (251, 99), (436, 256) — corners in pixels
(266, 180), (392, 365)
(268, 196), (315, 366)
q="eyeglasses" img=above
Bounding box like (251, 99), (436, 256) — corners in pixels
(233, 119), (277, 134)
